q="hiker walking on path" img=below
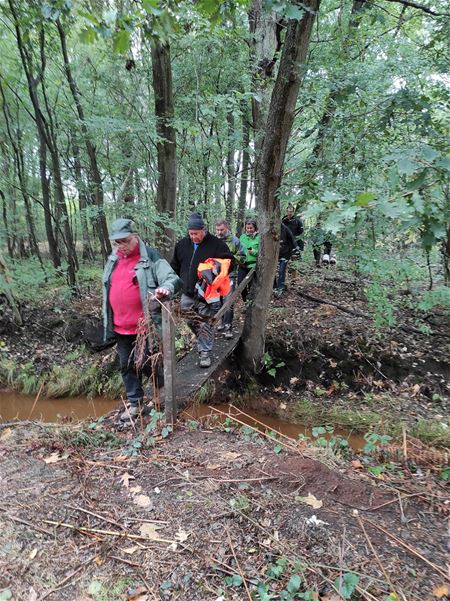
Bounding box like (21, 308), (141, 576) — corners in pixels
(274, 224), (298, 297)
(310, 221), (336, 267)
(238, 219), (260, 302)
(282, 205), (304, 254)
(102, 218), (181, 420)
(171, 213), (232, 368)
(215, 219), (245, 339)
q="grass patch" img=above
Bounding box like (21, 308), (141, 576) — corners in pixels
(292, 397), (450, 448)
(410, 419), (450, 448)
(0, 358), (123, 399)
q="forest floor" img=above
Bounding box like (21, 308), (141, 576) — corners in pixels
(0, 260), (449, 600)
(0, 415), (449, 601)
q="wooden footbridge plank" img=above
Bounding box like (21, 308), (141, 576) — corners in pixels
(162, 269), (254, 423)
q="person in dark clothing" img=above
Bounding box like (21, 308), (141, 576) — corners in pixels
(282, 205), (304, 252)
(170, 213), (232, 368)
(274, 224), (297, 296)
(310, 223), (335, 267)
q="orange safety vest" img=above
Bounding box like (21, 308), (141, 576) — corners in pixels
(195, 258), (231, 304)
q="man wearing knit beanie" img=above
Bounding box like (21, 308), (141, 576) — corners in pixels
(171, 213), (233, 368)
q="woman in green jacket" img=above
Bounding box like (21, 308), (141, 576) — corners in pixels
(238, 219), (260, 301)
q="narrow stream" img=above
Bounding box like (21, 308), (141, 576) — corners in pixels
(184, 403), (365, 450)
(0, 391), (364, 449)
(0, 391), (117, 423)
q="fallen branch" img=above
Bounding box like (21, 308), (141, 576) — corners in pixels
(226, 528), (253, 601)
(362, 516), (450, 582)
(354, 511), (395, 591)
(43, 520), (173, 544)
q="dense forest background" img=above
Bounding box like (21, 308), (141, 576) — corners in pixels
(0, 0), (449, 334)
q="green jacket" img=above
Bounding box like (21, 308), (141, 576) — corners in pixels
(102, 239), (181, 341)
(239, 232), (260, 268)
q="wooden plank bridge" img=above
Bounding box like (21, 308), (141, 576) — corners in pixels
(161, 268), (254, 423)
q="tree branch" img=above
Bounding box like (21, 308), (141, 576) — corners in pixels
(381, 0), (450, 17)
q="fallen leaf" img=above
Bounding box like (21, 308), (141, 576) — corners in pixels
(139, 522), (164, 540)
(289, 377), (299, 385)
(296, 493), (323, 509)
(29, 548), (38, 560)
(175, 527), (189, 543)
(351, 460), (363, 469)
(0, 428), (12, 441)
(119, 472), (134, 488)
(432, 584), (449, 598)
(133, 494), (152, 509)
(127, 586), (149, 601)
(122, 545), (141, 555)
(129, 485), (142, 494)
(43, 452), (68, 464)
(28, 588), (38, 601)
(206, 463), (221, 470)
(221, 451), (242, 462)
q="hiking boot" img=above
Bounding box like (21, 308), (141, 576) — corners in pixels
(322, 254), (330, 265)
(217, 323), (225, 332)
(199, 352), (211, 368)
(224, 325), (233, 339)
(330, 254), (337, 265)
(274, 289), (283, 298)
(120, 402), (143, 422)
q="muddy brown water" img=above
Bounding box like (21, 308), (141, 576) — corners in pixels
(0, 391), (118, 423)
(0, 392), (364, 450)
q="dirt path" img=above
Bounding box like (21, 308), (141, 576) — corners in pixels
(0, 420), (448, 600)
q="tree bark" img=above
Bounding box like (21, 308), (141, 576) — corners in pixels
(241, 0), (321, 371)
(151, 39), (177, 259)
(225, 110), (236, 225)
(56, 19), (111, 261)
(237, 100), (252, 236)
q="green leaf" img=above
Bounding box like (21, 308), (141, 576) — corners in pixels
(355, 191), (376, 207)
(334, 572), (359, 599)
(274, 443), (283, 454)
(397, 157), (419, 175)
(224, 574), (243, 587)
(420, 145), (439, 162)
(142, 0), (163, 15)
(79, 27), (97, 44)
(0, 591), (12, 601)
(161, 425), (172, 439)
(287, 574), (302, 593)
(88, 581), (103, 595)
(113, 29), (131, 54)
(284, 5), (304, 19)
(406, 171), (427, 191)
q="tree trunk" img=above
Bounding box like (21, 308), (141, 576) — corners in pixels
(241, 0), (321, 371)
(237, 100), (252, 236)
(151, 39), (177, 259)
(225, 110), (236, 225)
(56, 19), (111, 261)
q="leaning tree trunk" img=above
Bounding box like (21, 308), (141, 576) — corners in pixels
(151, 39), (177, 260)
(225, 110), (236, 225)
(241, 0), (321, 371)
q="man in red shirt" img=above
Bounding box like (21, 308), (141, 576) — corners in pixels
(103, 219), (181, 420)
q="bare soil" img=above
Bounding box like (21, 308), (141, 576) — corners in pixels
(0, 420), (448, 601)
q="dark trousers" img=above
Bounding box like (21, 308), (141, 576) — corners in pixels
(116, 333), (161, 406)
(221, 275), (236, 327)
(238, 265), (253, 302)
(275, 258), (288, 291)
